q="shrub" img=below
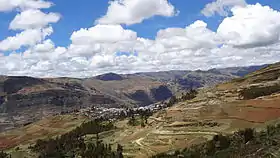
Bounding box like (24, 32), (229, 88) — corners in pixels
(30, 119), (118, 157)
(0, 151), (10, 158)
(239, 84), (280, 99)
(153, 125), (280, 158)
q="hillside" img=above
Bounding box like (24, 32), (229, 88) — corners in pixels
(154, 124), (280, 158)
(149, 62), (280, 157)
(0, 63), (278, 157)
(0, 65), (265, 133)
(0, 75), (172, 132)
(84, 75), (172, 106)
(92, 62), (280, 157)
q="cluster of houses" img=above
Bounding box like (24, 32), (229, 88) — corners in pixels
(78, 102), (168, 121)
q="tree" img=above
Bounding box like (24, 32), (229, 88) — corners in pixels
(167, 96), (177, 107)
(140, 116), (145, 128)
(119, 111), (126, 119)
(237, 128), (255, 143)
(30, 119), (116, 158)
(244, 128), (255, 143)
(181, 89), (198, 101)
(267, 125), (276, 136)
(117, 144), (124, 158)
(0, 151), (10, 158)
(144, 115), (148, 124)
(205, 141), (216, 155)
(218, 135), (230, 150)
(128, 115), (137, 126)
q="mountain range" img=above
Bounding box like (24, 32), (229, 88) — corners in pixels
(1, 62), (280, 157)
(0, 64), (267, 132)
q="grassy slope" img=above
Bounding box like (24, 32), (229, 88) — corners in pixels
(1, 63), (280, 158)
(0, 115), (88, 157)
(98, 62), (280, 158)
(153, 124), (280, 158)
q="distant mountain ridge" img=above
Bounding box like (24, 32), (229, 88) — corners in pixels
(1, 62), (277, 157)
(95, 73), (124, 81)
(127, 64), (268, 92)
(0, 64), (268, 132)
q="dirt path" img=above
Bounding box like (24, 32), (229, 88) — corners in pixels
(135, 137), (144, 147)
(152, 130), (218, 136)
(182, 106), (204, 110)
(133, 135), (157, 157)
(149, 117), (165, 122)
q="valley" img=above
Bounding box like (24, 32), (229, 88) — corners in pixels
(0, 65), (264, 133)
(0, 63), (279, 157)
(1, 0), (280, 157)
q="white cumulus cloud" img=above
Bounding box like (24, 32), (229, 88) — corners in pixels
(0, 2), (280, 78)
(96, 0), (177, 25)
(0, 0), (52, 12)
(155, 20), (219, 51)
(0, 27), (53, 51)
(71, 25), (137, 44)
(217, 3), (280, 48)
(32, 39), (55, 53)
(202, 0), (247, 17)
(9, 9), (60, 30)
(69, 24), (138, 57)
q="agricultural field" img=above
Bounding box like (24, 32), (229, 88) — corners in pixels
(1, 62), (280, 158)
(0, 115), (88, 157)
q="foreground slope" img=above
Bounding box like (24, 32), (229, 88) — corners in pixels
(154, 124), (280, 158)
(100, 62), (280, 157)
(0, 115), (88, 150)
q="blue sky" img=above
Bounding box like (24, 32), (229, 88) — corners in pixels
(0, 0), (280, 77)
(0, 0), (212, 46)
(1, 0), (279, 47)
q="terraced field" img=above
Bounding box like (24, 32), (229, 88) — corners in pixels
(3, 86), (280, 157)
(98, 63), (280, 157)
(1, 62), (280, 158)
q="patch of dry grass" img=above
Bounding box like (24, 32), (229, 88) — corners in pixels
(0, 115), (88, 150)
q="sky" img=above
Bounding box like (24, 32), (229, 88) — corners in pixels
(0, 0), (280, 77)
